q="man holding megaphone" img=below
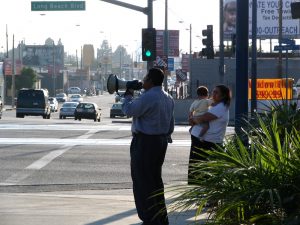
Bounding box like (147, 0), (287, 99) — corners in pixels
(122, 67), (174, 225)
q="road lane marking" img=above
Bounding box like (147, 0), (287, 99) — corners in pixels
(0, 129), (99, 186)
(0, 138), (190, 147)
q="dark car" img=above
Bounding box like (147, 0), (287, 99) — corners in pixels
(56, 93), (68, 102)
(74, 102), (101, 122)
(110, 103), (129, 118)
(16, 89), (51, 119)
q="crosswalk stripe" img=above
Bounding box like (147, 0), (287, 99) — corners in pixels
(0, 138), (191, 147)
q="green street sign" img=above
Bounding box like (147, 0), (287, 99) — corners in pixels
(31, 1), (85, 11)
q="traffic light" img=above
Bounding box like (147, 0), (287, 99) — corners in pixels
(201, 25), (214, 59)
(142, 28), (156, 61)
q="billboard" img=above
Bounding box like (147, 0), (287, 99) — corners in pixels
(223, 0), (300, 40)
(22, 45), (64, 71)
(156, 30), (179, 57)
(248, 78), (293, 100)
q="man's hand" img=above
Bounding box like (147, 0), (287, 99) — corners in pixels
(124, 88), (134, 97)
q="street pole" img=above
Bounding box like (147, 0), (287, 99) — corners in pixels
(219, 0), (225, 84)
(277, 0), (283, 78)
(53, 41), (56, 96)
(12, 34), (15, 108)
(235, 0), (249, 140)
(147, 0), (153, 71)
(251, 0), (257, 114)
(189, 23), (192, 97)
(163, 0), (168, 92)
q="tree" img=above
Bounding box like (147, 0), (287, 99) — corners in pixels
(15, 67), (37, 91)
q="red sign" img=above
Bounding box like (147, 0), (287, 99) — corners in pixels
(4, 59), (23, 75)
(4, 59), (12, 75)
(156, 30), (179, 57)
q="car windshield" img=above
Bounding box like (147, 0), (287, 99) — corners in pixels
(77, 103), (94, 109)
(71, 95), (80, 98)
(62, 103), (78, 108)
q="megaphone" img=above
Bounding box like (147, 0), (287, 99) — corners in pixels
(107, 74), (143, 94)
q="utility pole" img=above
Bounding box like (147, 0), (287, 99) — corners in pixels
(163, 0), (168, 91)
(12, 34), (15, 108)
(53, 41), (56, 96)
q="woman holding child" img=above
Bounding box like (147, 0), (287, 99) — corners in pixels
(188, 84), (231, 184)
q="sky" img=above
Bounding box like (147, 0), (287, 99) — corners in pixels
(0, 0), (219, 57)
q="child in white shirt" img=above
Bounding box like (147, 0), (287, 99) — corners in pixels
(189, 86), (212, 139)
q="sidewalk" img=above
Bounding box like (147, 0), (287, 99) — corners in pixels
(0, 189), (207, 225)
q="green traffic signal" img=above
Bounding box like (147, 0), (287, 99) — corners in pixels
(145, 50), (152, 57)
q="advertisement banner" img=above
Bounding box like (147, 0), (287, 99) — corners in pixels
(22, 45), (64, 72)
(248, 78), (293, 100)
(223, 0), (300, 40)
(156, 30), (179, 57)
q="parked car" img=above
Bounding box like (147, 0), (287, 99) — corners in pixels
(16, 89), (51, 119)
(69, 94), (83, 103)
(68, 87), (81, 95)
(59, 102), (79, 119)
(48, 97), (58, 112)
(74, 102), (101, 122)
(110, 103), (129, 118)
(56, 93), (68, 102)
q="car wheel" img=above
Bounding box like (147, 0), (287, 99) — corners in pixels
(74, 117), (77, 120)
(16, 113), (24, 118)
(78, 118), (81, 121)
(47, 114), (51, 119)
(63, 116), (66, 119)
(97, 117), (100, 122)
(59, 115), (62, 119)
(43, 115), (46, 119)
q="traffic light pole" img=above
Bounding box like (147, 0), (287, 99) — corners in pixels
(100, 0), (154, 71)
(219, 0), (225, 84)
(235, 0), (249, 141)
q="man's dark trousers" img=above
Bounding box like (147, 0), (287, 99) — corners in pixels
(130, 133), (169, 225)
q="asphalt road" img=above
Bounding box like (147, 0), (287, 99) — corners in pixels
(0, 93), (192, 193)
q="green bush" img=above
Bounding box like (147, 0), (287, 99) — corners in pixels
(167, 112), (300, 225)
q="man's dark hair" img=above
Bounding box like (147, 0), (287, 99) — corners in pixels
(196, 86), (209, 97)
(147, 68), (164, 86)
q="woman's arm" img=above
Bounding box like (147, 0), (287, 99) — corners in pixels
(192, 112), (218, 124)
